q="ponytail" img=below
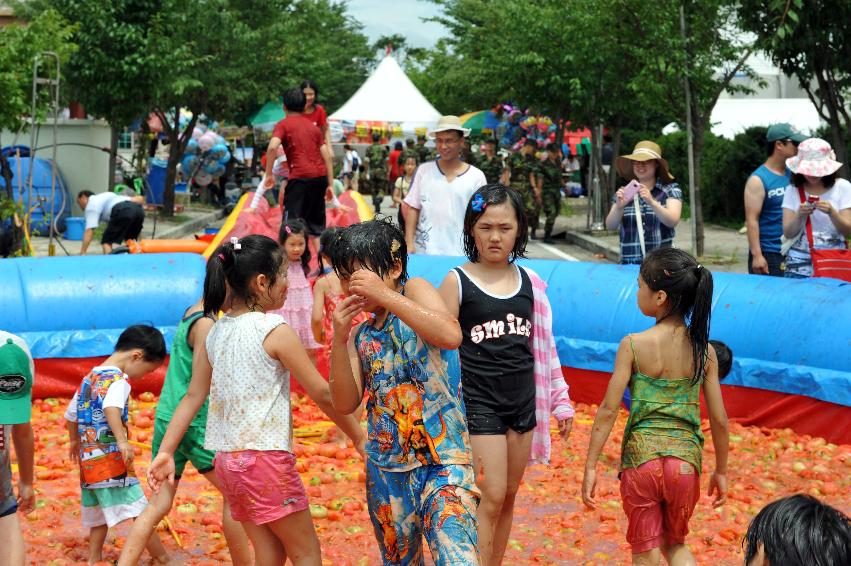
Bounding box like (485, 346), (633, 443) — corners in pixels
(639, 248), (714, 384)
(688, 264), (713, 384)
(203, 235), (284, 315)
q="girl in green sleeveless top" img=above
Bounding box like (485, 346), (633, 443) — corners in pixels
(582, 248), (729, 565)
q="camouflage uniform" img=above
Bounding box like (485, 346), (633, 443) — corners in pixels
(478, 154), (504, 185)
(365, 142), (389, 213)
(507, 152), (540, 231)
(537, 157), (564, 241)
(397, 148), (418, 166)
(416, 143), (433, 163)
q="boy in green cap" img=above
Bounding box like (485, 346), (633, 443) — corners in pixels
(0, 331), (36, 566)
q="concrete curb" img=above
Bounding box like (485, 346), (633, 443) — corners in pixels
(152, 210), (222, 240)
(560, 228), (621, 262)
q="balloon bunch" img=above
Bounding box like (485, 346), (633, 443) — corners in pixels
(181, 126), (231, 186)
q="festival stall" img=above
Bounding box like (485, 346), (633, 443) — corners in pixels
(328, 55), (441, 143)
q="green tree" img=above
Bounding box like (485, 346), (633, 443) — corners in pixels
(737, 0), (850, 175)
(0, 10), (76, 256)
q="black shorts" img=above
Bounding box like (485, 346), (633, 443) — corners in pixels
(102, 201), (145, 245)
(466, 404), (537, 435)
(284, 176), (327, 236)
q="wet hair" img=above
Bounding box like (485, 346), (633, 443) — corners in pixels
(639, 248), (714, 384)
(462, 184), (528, 263)
(77, 190), (94, 199)
(743, 494), (851, 566)
(204, 235), (284, 316)
(317, 227), (340, 274)
(709, 339), (732, 380)
(406, 138), (415, 147)
(394, 141), (403, 150)
(793, 171), (837, 189)
(328, 219), (408, 284)
(283, 88), (306, 113)
(279, 219), (311, 275)
(343, 143), (351, 150)
(484, 138), (497, 146)
(300, 80), (319, 102)
(372, 132), (380, 142)
(114, 324), (166, 362)
(546, 142), (559, 153)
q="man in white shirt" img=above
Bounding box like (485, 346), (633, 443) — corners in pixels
(76, 191), (146, 255)
(404, 116), (487, 256)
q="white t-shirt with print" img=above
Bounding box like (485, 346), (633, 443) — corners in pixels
(204, 312), (292, 452)
(403, 161), (486, 256)
(782, 178), (851, 277)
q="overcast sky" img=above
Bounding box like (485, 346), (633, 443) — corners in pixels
(345, 0), (447, 48)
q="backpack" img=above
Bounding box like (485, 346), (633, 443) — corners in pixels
(350, 151), (360, 171)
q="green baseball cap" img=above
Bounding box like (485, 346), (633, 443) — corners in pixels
(0, 336), (34, 424)
(766, 123), (808, 143)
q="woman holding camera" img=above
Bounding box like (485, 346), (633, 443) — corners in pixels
(605, 141), (683, 264)
(781, 138), (851, 279)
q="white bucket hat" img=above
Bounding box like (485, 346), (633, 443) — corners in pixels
(786, 138), (843, 177)
(427, 115), (471, 139)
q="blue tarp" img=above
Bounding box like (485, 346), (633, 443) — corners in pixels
(0, 146), (72, 235)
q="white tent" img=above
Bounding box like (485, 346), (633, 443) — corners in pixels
(329, 56), (441, 139)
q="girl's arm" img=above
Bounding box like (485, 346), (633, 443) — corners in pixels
(329, 296), (367, 414)
(311, 278), (327, 344)
(392, 178), (403, 206)
(437, 271), (461, 319)
(644, 189), (682, 228)
(582, 336), (633, 509)
(783, 206), (812, 238)
(702, 346), (729, 507)
(11, 423), (35, 513)
(819, 203), (851, 237)
(350, 271), (461, 350)
(266, 325), (364, 451)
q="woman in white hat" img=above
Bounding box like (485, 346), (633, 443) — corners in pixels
(781, 138), (851, 278)
(605, 141), (683, 264)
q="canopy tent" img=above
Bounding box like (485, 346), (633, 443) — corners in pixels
(248, 100), (286, 132)
(329, 56), (441, 142)
(663, 98), (821, 139)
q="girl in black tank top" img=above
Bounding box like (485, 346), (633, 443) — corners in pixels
(438, 184), (568, 566)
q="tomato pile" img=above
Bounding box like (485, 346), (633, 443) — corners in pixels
(19, 394), (851, 565)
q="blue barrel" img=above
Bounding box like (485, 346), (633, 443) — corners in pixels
(146, 160), (168, 205)
(64, 217), (85, 240)
(0, 253), (206, 358)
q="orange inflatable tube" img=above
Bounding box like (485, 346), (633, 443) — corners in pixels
(127, 239), (209, 254)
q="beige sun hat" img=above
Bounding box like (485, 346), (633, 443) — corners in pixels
(616, 140), (675, 183)
(427, 115), (471, 139)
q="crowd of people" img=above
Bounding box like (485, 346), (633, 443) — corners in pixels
(3, 84), (850, 566)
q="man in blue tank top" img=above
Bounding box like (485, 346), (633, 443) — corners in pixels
(744, 123), (808, 276)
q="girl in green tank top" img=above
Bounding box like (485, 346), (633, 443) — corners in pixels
(582, 248), (729, 564)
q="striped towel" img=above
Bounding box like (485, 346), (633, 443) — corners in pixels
(524, 267), (574, 465)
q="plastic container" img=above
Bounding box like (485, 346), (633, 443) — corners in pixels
(204, 227), (219, 235)
(64, 217), (85, 240)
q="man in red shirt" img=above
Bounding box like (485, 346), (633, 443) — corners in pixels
(263, 88), (334, 236)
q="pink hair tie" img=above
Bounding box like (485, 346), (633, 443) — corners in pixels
(217, 253), (225, 261)
(285, 225), (292, 234)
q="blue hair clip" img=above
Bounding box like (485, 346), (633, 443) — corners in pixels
(471, 193), (486, 212)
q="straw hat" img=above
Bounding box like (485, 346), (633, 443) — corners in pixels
(785, 138), (843, 177)
(616, 140), (674, 183)
(427, 115), (471, 139)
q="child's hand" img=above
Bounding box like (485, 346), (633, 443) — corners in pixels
(708, 472), (727, 507)
(348, 269), (390, 305)
(581, 467), (598, 510)
(557, 417), (573, 441)
(354, 435), (366, 460)
(16, 482), (35, 514)
(68, 439), (80, 465)
(147, 452), (176, 494)
(117, 440), (133, 466)
(332, 295), (366, 340)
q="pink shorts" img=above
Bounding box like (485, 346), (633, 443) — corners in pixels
(620, 457), (700, 554)
(214, 450), (308, 525)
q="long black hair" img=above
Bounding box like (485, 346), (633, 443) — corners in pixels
(203, 235), (285, 316)
(328, 219), (408, 284)
(300, 80), (319, 104)
(639, 247), (713, 384)
(317, 227), (340, 275)
(279, 219), (311, 275)
(114, 325), (166, 362)
(743, 494), (851, 566)
(462, 184), (528, 263)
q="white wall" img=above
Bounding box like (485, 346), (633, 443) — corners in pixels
(1, 118), (112, 215)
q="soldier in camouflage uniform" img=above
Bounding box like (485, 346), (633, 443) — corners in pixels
(365, 132), (389, 214)
(477, 138), (504, 184)
(506, 138), (541, 238)
(416, 135), (433, 163)
(537, 143), (565, 244)
(398, 138), (418, 166)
